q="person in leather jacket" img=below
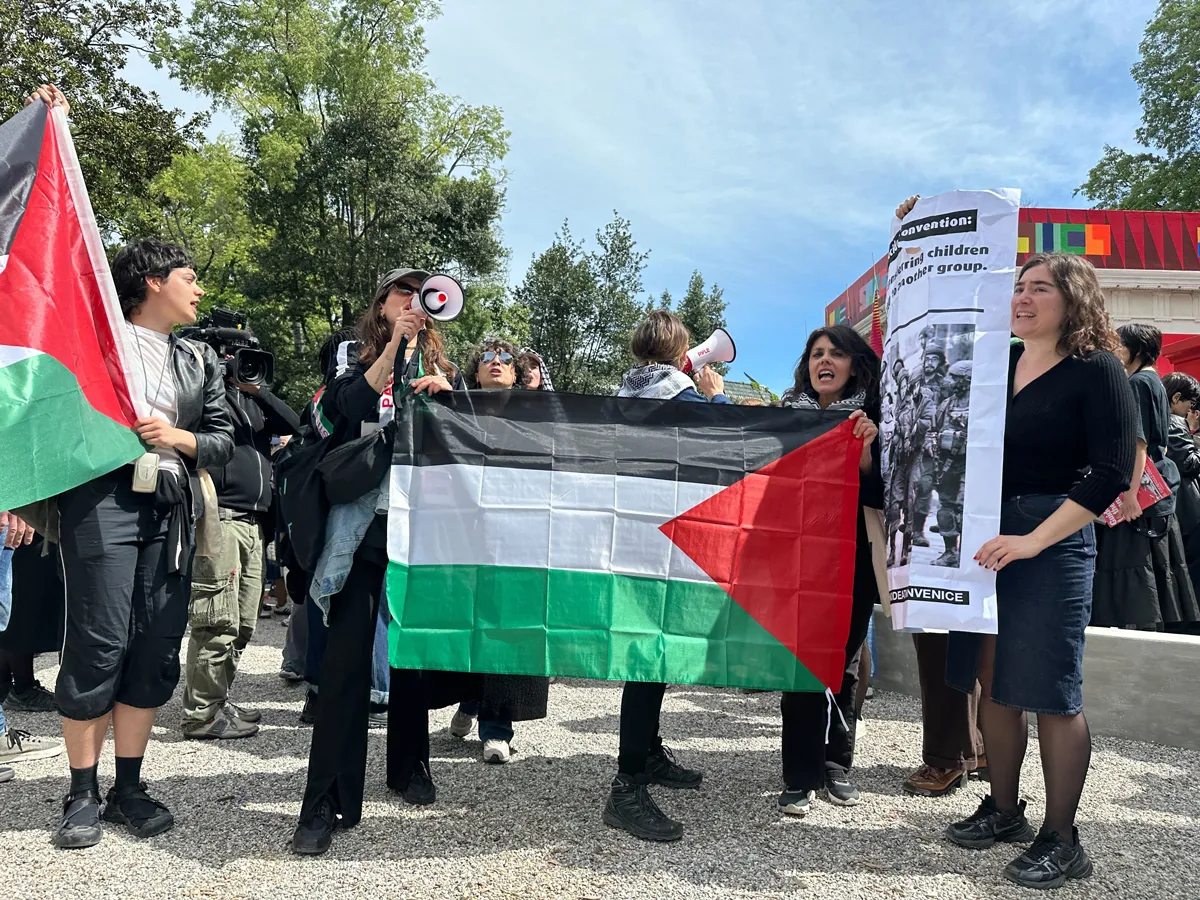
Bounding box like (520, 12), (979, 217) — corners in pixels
(52, 237), (234, 851)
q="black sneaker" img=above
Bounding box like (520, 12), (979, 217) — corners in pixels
(646, 742), (702, 790)
(54, 789), (103, 849)
(225, 701), (262, 724)
(602, 773), (683, 842)
(368, 702), (388, 729)
(1004, 826), (1093, 889)
(825, 772), (861, 806)
(102, 783), (174, 839)
(398, 762), (436, 806)
(778, 788), (815, 817)
(946, 796), (1036, 849)
(292, 796), (337, 856)
(299, 689), (318, 726)
(6, 681), (56, 712)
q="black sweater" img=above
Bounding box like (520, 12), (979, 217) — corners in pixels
(1003, 345), (1136, 515)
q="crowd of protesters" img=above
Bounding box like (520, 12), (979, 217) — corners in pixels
(4, 87), (1200, 893)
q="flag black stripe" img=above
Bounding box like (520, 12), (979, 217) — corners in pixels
(394, 391), (850, 486)
(0, 104), (46, 260)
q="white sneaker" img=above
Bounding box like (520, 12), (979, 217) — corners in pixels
(449, 710), (476, 739)
(482, 739), (511, 764)
(0, 729), (65, 764)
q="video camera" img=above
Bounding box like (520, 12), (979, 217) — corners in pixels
(180, 308), (275, 387)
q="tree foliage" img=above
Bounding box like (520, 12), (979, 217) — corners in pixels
(521, 215), (648, 394)
(662, 270), (728, 374)
(0, 0), (203, 234)
(147, 0), (513, 406)
(1079, 0), (1200, 209)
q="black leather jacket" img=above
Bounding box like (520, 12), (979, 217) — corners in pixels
(171, 336), (236, 470)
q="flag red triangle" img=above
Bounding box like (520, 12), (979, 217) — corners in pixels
(659, 421), (862, 689)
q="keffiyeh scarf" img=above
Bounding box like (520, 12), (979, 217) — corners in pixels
(617, 364), (697, 400)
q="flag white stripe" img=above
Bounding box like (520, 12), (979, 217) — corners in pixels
(52, 107), (139, 415)
(0, 345), (42, 368)
(388, 464), (724, 582)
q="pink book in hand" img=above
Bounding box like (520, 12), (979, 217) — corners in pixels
(1101, 458), (1172, 528)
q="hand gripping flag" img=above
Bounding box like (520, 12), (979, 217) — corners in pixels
(386, 392), (863, 692)
(0, 102), (142, 510)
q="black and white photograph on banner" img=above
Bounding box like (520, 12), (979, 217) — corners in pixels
(881, 189), (1020, 634)
(882, 323), (975, 570)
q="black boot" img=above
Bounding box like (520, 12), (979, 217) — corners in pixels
(912, 514), (930, 547)
(934, 535), (959, 568)
(645, 741), (702, 789)
(602, 773), (683, 842)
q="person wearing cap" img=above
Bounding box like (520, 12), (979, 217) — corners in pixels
(291, 268), (464, 856)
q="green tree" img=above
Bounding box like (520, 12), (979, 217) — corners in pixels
(0, 0), (203, 235)
(666, 270), (729, 374)
(153, 0), (512, 406)
(521, 214), (648, 393)
(1079, 0), (1200, 209)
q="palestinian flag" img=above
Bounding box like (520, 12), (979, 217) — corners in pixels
(0, 102), (142, 511)
(386, 392), (863, 692)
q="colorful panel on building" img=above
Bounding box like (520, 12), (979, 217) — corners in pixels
(826, 209), (1200, 329)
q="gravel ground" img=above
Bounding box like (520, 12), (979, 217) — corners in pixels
(0, 618), (1196, 900)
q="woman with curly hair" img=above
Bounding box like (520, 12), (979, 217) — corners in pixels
(463, 338), (525, 390)
(940, 250), (1136, 889)
(776, 324), (882, 816)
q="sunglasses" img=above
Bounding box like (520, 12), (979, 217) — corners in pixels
(391, 284), (417, 297)
(481, 350), (514, 365)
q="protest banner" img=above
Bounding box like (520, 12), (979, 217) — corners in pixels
(880, 189), (1021, 632)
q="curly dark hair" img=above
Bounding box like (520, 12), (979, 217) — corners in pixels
(782, 324), (880, 415)
(110, 240), (195, 317)
(464, 338), (525, 389)
(1018, 253), (1117, 359)
(355, 274), (456, 378)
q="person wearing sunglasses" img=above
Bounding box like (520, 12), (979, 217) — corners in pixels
(436, 338), (551, 766)
(464, 339), (526, 390)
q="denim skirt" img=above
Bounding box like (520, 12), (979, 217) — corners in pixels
(946, 494), (1096, 715)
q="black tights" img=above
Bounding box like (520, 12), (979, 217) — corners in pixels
(0, 650), (36, 694)
(977, 636), (1091, 839)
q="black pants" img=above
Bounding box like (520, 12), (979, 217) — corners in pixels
(617, 681), (667, 776)
(299, 547), (385, 828)
(387, 668), (431, 789)
(56, 469), (187, 721)
(780, 528), (877, 791)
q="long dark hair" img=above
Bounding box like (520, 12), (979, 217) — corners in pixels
(782, 324), (880, 415)
(355, 280), (455, 377)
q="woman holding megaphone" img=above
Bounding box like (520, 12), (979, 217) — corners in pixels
(603, 310), (730, 843)
(292, 267), (464, 856)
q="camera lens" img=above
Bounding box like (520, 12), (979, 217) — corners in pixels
(234, 349), (274, 386)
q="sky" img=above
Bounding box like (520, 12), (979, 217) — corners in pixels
(127, 0), (1158, 392)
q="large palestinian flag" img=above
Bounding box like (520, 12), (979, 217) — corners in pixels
(386, 392), (863, 692)
(0, 102), (142, 511)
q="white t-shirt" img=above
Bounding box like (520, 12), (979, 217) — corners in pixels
(128, 324), (185, 479)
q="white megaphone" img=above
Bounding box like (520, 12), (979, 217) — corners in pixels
(681, 328), (736, 374)
(414, 273), (465, 322)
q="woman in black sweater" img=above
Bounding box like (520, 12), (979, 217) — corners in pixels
(943, 253), (1136, 889)
(291, 268), (459, 856)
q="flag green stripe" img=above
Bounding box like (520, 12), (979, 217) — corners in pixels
(0, 352), (142, 509)
(386, 562), (824, 692)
